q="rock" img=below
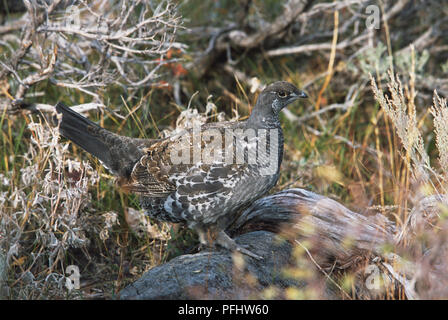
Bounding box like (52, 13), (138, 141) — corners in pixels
(119, 231), (300, 299)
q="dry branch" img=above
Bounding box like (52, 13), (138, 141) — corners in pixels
(266, 33), (370, 57)
(0, 0), (183, 109)
(13, 102), (104, 115)
(232, 189), (394, 268)
(228, 0), (308, 49)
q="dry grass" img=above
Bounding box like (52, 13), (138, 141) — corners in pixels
(1, 0), (448, 299)
(1, 115), (100, 298)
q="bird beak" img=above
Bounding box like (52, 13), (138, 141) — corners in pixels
(297, 90), (308, 99)
(289, 90), (308, 103)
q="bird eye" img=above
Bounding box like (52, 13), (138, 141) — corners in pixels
(277, 91), (288, 98)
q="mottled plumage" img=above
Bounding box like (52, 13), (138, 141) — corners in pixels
(56, 81), (307, 259)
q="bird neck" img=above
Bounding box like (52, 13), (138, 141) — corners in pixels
(246, 102), (281, 129)
(245, 105), (285, 171)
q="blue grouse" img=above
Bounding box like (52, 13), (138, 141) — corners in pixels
(56, 81), (307, 259)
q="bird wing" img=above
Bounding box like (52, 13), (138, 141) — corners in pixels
(165, 161), (253, 225)
(120, 139), (177, 197)
(121, 121), (256, 209)
(165, 124), (261, 225)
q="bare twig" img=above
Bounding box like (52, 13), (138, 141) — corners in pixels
(0, 0), (183, 106)
(266, 33), (369, 57)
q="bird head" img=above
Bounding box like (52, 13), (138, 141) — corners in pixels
(260, 81), (308, 114)
(248, 81), (307, 127)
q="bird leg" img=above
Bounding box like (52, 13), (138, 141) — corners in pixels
(215, 230), (263, 260)
(196, 228), (263, 260)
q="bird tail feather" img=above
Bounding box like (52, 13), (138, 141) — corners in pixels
(55, 102), (142, 177)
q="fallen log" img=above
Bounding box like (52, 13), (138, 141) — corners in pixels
(119, 188), (425, 300)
